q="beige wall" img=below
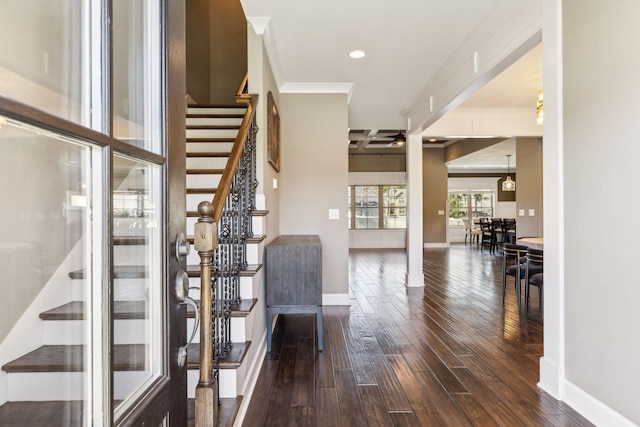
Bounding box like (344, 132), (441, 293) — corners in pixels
(422, 148), (448, 244)
(514, 137), (542, 238)
(563, 1), (640, 424)
(279, 94), (349, 299)
(186, 0), (210, 103)
(186, 0), (247, 104)
(210, 0), (247, 104)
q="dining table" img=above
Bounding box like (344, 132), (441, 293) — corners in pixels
(516, 237), (544, 250)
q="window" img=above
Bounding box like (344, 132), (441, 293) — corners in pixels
(448, 192), (494, 225)
(348, 185), (406, 229)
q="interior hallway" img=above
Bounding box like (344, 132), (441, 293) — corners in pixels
(243, 246), (592, 426)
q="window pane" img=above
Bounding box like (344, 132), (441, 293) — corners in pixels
(347, 186), (351, 230)
(448, 193), (468, 226)
(355, 186), (379, 229)
(472, 193), (493, 219)
(0, 1), (97, 128)
(383, 185), (406, 229)
(0, 117), (97, 425)
(113, 0), (162, 153)
(112, 155), (163, 417)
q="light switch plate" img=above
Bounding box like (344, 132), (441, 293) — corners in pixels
(273, 178), (278, 189)
(519, 209), (525, 216)
(328, 209), (340, 220)
(528, 209), (535, 216)
(438, 210), (445, 215)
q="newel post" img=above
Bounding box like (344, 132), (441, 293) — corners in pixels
(194, 201), (217, 426)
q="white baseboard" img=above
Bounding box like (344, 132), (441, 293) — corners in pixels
(561, 379), (637, 427)
(234, 330), (267, 427)
(423, 243), (450, 248)
(322, 293), (350, 306)
(538, 356), (561, 399)
(405, 272), (425, 288)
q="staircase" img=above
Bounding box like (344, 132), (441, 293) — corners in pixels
(0, 235), (163, 425)
(0, 100), (267, 426)
(183, 102), (266, 425)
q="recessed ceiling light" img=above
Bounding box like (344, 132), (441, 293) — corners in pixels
(349, 50), (366, 59)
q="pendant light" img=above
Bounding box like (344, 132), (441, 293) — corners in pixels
(502, 154), (516, 192)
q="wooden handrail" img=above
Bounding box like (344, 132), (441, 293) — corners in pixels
(235, 73), (250, 105)
(209, 94), (257, 223)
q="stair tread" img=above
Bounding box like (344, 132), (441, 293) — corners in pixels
(186, 298), (257, 318)
(188, 104), (245, 109)
(185, 234), (265, 244)
(186, 125), (240, 130)
(186, 169), (225, 175)
(2, 344), (147, 373)
(40, 301), (146, 321)
(186, 264), (262, 277)
(186, 210), (268, 217)
(186, 137), (236, 143)
(0, 400), (84, 426)
(187, 341), (251, 370)
(113, 236), (147, 245)
(187, 113), (245, 119)
(186, 152), (230, 158)
(69, 265), (146, 280)
(186, 188), (217, 194)
(188, 397), (242, 427)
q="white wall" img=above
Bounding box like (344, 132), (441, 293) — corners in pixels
(279, 93), (350, 304)
(560, 1), (640, 425)
(348, 172), (406, 249)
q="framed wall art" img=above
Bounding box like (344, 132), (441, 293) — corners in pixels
(267, 91), (280, 172)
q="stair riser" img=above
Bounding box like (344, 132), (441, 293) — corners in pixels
(188, 313), (250, 344)
(6, 371), (150, 401)
(114, 218), (152, 236)
(187, 117), (243, 126)
(186, 129), (238, 139)
(185, 215), (263, 236)
(72, 278), (148, 302)
(187, 368), (237, 399)
(185, 242), (259, 266)
(186, 193), (215, 211)
(187, 142), (234, 153)
(186, 174), (222, 189)
(113, 245), (148, 266)
(43, 319), (147, 345)
(187, 276), (253, 300)
(188, 108), (245, 115)
(186, 157), (228, 170)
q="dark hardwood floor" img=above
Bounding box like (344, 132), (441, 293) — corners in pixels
(243, 245), (593, 427)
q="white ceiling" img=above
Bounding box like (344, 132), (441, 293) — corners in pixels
(239, 0), (542, 170)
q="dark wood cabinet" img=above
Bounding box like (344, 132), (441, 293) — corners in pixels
(265, 235), (323, 351)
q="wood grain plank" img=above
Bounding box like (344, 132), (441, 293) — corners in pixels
(358, 384), (393, 427)
(335, 369), (367, 427)
(315, 387), (340, 427)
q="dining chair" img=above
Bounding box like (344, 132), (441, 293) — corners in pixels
(463, 219), (482, 247)
(525, 247), (544, 315)
(502, 243), (529, 311)
(480, 222), (494, 252)
(491, 218), (504, 252)
(502, 218), (516, 244)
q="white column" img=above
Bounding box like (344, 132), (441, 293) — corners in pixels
(406, 133), (424, 287)
(538, 0), (564, 399)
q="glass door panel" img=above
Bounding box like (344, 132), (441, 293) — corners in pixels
(0, 116), (99, 425)
(112, 155), (163, 417)
(0, 1), (99, 129)
(112, 0), (162, 154)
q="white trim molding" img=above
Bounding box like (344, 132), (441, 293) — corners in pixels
(322, 293), (350, 306)
(561, 379), (637, 427)
(423, 243), (450, 248)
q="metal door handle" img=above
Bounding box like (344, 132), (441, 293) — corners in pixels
(175, 268), (200, 367)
